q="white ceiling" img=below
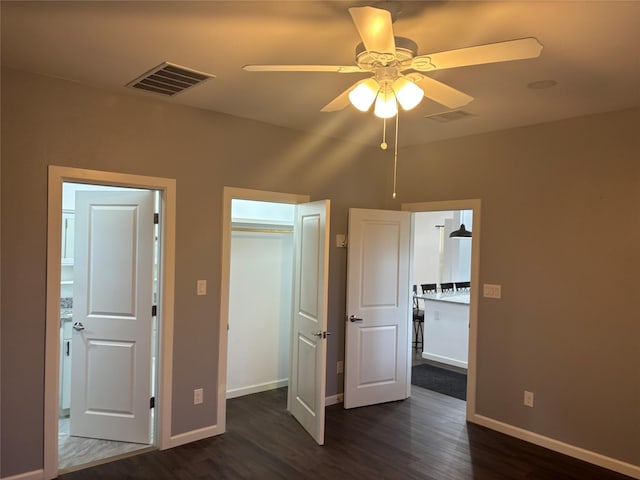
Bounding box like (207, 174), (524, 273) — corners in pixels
(2, 1), (640, 148)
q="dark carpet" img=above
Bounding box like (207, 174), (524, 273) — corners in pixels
(411, 363), (467, 401)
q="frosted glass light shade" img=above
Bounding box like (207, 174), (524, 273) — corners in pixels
(374, 88), (398, 118)
(393, 77), (424, 111)
(349, 79), (379, 112)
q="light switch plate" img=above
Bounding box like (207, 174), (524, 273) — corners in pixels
(336, 234), (346, 248)
(197, 279), (207, 296)
(483, 283), (502, 299)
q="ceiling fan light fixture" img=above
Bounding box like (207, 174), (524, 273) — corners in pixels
(349, 79), (379, 111)
(392, 76), (424, 111)
(374, 87), (397, 118)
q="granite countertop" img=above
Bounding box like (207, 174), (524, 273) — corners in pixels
(418, 292), (470, 305)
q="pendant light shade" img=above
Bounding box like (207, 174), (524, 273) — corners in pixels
(348, 78), (379, 112)
(374, 86), (398, 118)
(392, 76), (424, 111)
(449, 223), (472, 238)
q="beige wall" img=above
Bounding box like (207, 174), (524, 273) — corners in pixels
(0, 67), (387, 476)
(1, 66), (639, 476)
(397, 109), (640, 466)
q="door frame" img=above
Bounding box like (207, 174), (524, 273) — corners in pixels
(402, 199), (480, 419)
(218, 187), (309, 432)
(44, 166), (176, 479)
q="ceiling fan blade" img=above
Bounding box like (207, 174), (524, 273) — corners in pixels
(243, 64), (365, 73)
(320, 85), (355, 112)
(408, 73), (473, 109)
(411, 37), (543, 72)
(349, 6), (396, 57)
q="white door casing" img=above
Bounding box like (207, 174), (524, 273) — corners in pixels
(71, 190), (155, 444)
(344, 208), (412, 409)
(289, 200), (330, 445)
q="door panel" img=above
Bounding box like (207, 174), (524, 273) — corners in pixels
(289, 200), (330, 445)
(71, 190), (154, 444)
(345, 208), (411, 409)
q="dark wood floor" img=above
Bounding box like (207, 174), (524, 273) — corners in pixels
(58, 386), (632, 480)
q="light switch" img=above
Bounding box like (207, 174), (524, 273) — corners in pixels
(197, 279), (207, 296)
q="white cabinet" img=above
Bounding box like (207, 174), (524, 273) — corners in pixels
(61, 210), (75, 264)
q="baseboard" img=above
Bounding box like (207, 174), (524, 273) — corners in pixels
(325, 393), (344, 406)
(421, 352), (468, 369)
(168, 424), (223, 449)
(469, 413), (640, 479)
(0, 469), (44, 480)
(226, 379), (288, 399)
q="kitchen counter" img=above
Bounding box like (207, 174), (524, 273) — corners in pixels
(417, 292), (470, 305)
(415, 292), (469, 369)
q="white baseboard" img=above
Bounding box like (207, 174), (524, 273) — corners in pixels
(469, 413), (640, 479)
(0, 469), (44, 480)
(325, 393), (344, 406)
(168, 424), (223, 449)
(421, 352), (468, 369)
(226, 379), (288, 399)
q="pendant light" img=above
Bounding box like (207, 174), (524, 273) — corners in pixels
(450, 211), (472, 238)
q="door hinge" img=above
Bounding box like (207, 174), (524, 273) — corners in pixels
(152, 305), (157, 316)
(313, 331), (331, 339)
(154, 213), (159, 224)
(150, 397), (155, 409)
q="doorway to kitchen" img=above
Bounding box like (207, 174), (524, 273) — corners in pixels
(410, 209), (472, 402)
(403, 199), (480, 415)
(44, 166), (176, 479)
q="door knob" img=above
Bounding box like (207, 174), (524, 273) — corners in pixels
(348, 315), (363, 323)
(73, 321), (85, 331)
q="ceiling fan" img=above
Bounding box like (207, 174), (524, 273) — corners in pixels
(243, 5), (543, 117)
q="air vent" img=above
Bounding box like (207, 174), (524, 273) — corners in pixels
(425, 110), (475, 123)
(127, 62), (215, 96)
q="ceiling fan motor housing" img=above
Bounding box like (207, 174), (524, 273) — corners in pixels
(355, 36), (418, 69)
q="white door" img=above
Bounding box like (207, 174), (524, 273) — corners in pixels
(71, 190), (155, 444)
(289, 200), (330, 445)
(344, 208), (412, 409)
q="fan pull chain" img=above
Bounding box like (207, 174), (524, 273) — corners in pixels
(392, 113), (399, 199)
(381, 117), (388, 150)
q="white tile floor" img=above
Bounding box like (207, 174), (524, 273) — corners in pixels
(58, 417), (151, 471)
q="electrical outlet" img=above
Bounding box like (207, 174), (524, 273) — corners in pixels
(197, 280), (207, 296)
(337, 360), (344, 374)
(483, 283), (502, 299)
(194, 388), (204, 405)
(524, 390), (534, 407)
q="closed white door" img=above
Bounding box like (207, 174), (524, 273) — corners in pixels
(71, 190), (155, 444)
(344, 208), (412, 409)
(289, 200), (330, 444)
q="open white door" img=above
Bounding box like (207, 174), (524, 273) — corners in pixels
(71, 190), (155, 444)
(344, 208), (412, 409)
(289, 200), (330, 445)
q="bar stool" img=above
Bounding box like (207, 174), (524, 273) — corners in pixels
(412, 285), (424, 351)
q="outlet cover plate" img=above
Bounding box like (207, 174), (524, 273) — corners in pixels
(194, 388), (204, 405)
(483, 283), (502, 299)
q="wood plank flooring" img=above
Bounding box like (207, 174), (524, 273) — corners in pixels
(58, 386), (632, 479)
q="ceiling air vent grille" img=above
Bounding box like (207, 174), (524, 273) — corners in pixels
(127, 62), (215, 96)
(425, 110), (475, 123)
